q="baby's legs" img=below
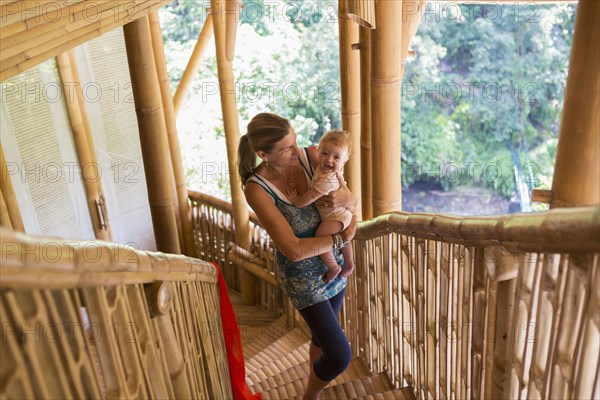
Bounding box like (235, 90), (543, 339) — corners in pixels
(339, 242), (354, 278)
(315, 220), (344, 282)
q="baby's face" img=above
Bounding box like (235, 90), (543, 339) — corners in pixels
(318, 141), (348, 174)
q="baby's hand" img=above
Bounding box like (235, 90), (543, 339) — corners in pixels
(286, 188), (300, 205)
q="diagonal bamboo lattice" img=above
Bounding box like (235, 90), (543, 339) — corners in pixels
(0, 227), (233, 399)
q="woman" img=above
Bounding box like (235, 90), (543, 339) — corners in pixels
(238, 113), (357, 400)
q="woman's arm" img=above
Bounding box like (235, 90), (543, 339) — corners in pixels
(286, 187), (324, 208)
(245, 183), (356, 262)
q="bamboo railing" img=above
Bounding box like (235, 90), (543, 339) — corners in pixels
(189, 191), (599, 399)
(345, 208), (599, 399)
(0, 227), (233, 399)
(188, 190), (285, 317)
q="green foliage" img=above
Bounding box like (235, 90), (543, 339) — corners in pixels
(401, 4), (575, 196)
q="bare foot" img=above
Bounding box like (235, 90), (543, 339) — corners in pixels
(322, 265), (342, 283)
(339, 262), (354, 278)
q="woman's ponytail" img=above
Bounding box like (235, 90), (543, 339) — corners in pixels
(237, 113), (292, 188)
(237, 134), (256, 187)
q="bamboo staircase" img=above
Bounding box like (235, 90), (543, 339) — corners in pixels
(231, 293), (416, 399)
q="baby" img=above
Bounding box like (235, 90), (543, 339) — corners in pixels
(287, 130), (354, 282)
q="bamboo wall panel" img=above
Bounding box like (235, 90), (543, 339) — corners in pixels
(0, 227), (233, 399)
(77, 28), (156, 250)
(0, 0), (171, 82)
(1, 61), (95, 239)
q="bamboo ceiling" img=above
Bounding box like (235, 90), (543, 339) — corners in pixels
(0, 0), (171, 82)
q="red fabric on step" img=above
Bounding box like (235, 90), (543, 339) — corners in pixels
(212, 262), (262, 400)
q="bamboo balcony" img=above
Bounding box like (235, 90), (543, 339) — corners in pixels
(1, 190), (598, 399)
(189, 191), (600, 399)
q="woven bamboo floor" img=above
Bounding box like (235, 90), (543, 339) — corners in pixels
(230, 292), (415, 400)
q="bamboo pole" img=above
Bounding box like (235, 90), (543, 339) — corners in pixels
(56, 50), (112, 241)
(0, 188), (13, 230)
(551, 0), (600, 207)
(371, 0), (402, 216)
(148, 12), (197, 258)
(339, 0), (362, 220)
(359, 26), (372, 219)
(173, 14), (214, 116)
(0, 144), (24, 231)
(225, 0), (241, 62)
(123, 16), (181, 255)
(210, 0), (254, 304)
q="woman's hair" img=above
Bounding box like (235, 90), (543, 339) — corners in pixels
(237, 113), (292, 186)
(319, 129), (351, 152)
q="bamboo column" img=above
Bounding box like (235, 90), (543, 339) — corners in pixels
(211, 0), (254, 304)
(149, 12), (197, 258)
(173, 14), (214, 116)
(339, 0), (362, 220)
(0, 189), (12, 230)
(371, 0), (425, 216)
(123, 16), (181, 255)
(0, 145), (24, 231)
(225, 0), (241, 62)
(56, 50), (112, 242)
(359, 26), (373, 219)
(371, 0), (403, 216)
(551, 0), (600, 207)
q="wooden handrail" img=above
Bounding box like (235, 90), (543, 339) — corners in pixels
(355, 207), (600, 253)
(226, 243), (278, 287)
(0, 226), (233, 399)
(0, 227), (218, 288)
(189, 189), (260, 224)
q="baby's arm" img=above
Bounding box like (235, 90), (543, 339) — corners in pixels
(286, 188), (325, 208)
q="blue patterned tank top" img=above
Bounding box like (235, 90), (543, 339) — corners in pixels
(247, 148), (347, 310)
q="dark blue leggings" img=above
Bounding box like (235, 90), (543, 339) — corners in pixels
(298, 289), (352, 381)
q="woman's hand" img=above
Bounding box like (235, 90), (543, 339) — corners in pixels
(341, 215), (358, 243)
(316, 172), (357, 211)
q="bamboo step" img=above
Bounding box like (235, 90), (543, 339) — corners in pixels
(357, 387), (416, 400)
(241, 317), (290, 360)
(246, 342), (311, 383)
(251, 357), (370, 393)
(245, 328), (309, 374)
(261, 372), (393, 399)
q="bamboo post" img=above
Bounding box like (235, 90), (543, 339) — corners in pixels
(371, 0), (402, 216)
(56, 50), (112, 242)
(0, 144), (24, 231)
(551, 0), (600, 207)
(148, 12), (197, 258)
(339, 0), (362, 220)
(123, 16), (181, 254)
(0, 188), (12, 230)
(211, 0), (254, 304)
(225, 0), (241, 62)
(147, 12), (183, 253)
(359, 26), (372, 219)
(173, 14), (214, 116)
